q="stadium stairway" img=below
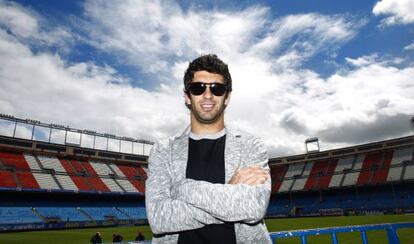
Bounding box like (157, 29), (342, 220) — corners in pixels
(77, 208), (94, 221)
(115, 207), (132, 220)
(12, 171), (20, 188)
(31, 208), (46, 222)
(23, 154), (43, 170)
(51, 174), (64, 190)
(114, 179), (127, 192)
(0, 157), (5, 168)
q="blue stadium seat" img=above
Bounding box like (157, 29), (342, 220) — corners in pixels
(35, 207), (89, 221)
(81, 207), (129, 220)
(0, 207), (42, 224)
(118, 207), (147, 220)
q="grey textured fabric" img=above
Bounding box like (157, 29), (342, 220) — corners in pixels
(145, 126), (272, 243)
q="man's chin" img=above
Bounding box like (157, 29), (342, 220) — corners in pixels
(196, 116), (218, 124)
(192, 105), (226, 125)
(194, 112), (222, 125)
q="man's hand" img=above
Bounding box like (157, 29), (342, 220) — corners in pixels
(229, 165), (269, 186)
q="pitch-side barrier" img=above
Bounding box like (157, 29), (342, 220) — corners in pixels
(269, 222), (414, 244)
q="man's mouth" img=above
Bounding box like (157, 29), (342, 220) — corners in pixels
(200, 103), (215, 111)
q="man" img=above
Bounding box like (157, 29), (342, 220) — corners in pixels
(90, 232), (102, 244)
(135, 231), (145, 241)
(112, 233), (123, 243)
(146, 54), (271, 243)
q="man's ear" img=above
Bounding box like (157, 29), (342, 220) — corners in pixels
(184, 92), (192, 108)
(224, 92), (231, 106)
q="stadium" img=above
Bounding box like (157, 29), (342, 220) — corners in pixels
(1, 1), (414, 243)
(0, 114), (413, 244)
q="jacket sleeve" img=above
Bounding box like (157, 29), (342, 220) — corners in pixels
(175, 137), (271, 223)
(145, 140), (222, 234)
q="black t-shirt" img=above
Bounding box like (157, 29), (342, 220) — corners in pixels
(177, 132), (236, 244)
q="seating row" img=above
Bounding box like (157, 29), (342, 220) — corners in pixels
(1, 147), (412, 194)
(267, 182), (414, 216)
(271, 147), (414, 192)
(0, 151), (146, 193)
(0, 206), (147, 224)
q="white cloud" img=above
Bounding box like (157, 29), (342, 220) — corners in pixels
(227, 56), (414, 156)
(404, 42), (414, 51)
(80, 0), (269, 79)
(1, 1), (413, 159)
(373, 0), (414, 26)
(345, 55), (380, 67)
(0, 27), (186, 143)
(345, 54), (404, 67)
(0, 0), (73, 50)
(0, 0), (38, 38)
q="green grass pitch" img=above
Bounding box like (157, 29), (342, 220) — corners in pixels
(1, 214), (413, 243)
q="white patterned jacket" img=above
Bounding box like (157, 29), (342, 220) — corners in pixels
(145, 126), (272, 243)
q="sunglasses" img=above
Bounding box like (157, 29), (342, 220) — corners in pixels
(186, 82), (228, 96)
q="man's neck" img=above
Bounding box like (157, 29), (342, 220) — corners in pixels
(190, 116), (225, 135)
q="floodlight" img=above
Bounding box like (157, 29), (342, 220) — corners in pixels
(305, 137), (320, 153)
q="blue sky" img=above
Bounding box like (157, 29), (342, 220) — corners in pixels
(13, 0), (412, 82)
(0, 0), (413, 157)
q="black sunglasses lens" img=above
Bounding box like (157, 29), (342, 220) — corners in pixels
(188, 82), (227, 96)
(189, 83), (206, 95)
(210, 84), (226, 96)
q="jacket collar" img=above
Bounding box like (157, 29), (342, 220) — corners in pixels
(176, 124), (241, 140)
(172, 124), (242, 183)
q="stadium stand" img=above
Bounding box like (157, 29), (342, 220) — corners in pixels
(270, 164), (288, 192)
(23, 154), (41, 170)
(116, 178), (139, 193)
(0, 138), (149, 231)
(32, 172), (60, 190)
(100, 178), (124, 192)
(35, 207), (89, 222)
(329, 156), (353, 188)
(0, 207), (41, 224)
(308, 159), (337, 189)
(117, 164), (146, 193)
(55, 174), (78, 191)
(0, 152), (31, 170)
(15, 171), (40, 189)
(0, 170), (16, 188)
(118, 206), (147, 220)
(268, 140), (414, 218)
(80, 207), (128, 221)
(37, 155), (66, 172)
(0, 117), (413, 232)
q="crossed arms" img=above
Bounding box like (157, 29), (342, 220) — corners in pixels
(145, 138), (271, 234)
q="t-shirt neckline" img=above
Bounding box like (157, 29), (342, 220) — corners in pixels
(189, 128), (226, 140)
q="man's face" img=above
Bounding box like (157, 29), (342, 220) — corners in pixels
(185, 70), (231, 125)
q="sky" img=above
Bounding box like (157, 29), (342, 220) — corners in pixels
(0, 0), (413, 158)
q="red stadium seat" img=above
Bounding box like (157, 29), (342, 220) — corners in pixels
(0, 152), (31, 170)
(0, 170), (17, 188)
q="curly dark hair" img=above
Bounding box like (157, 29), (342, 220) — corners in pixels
(183, 54), (232, 93)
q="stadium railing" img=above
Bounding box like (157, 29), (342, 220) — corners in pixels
(269, 222), (414, 244)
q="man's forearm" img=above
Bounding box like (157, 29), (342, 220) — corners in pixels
(175, 178), (271, 223)
(146, 192), (222, 234)
(146, 142), (222, 234)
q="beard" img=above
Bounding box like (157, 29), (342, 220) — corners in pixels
(190, 99), (227, 125)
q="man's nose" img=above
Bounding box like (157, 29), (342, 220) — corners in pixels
(202, 85), (213, 98)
